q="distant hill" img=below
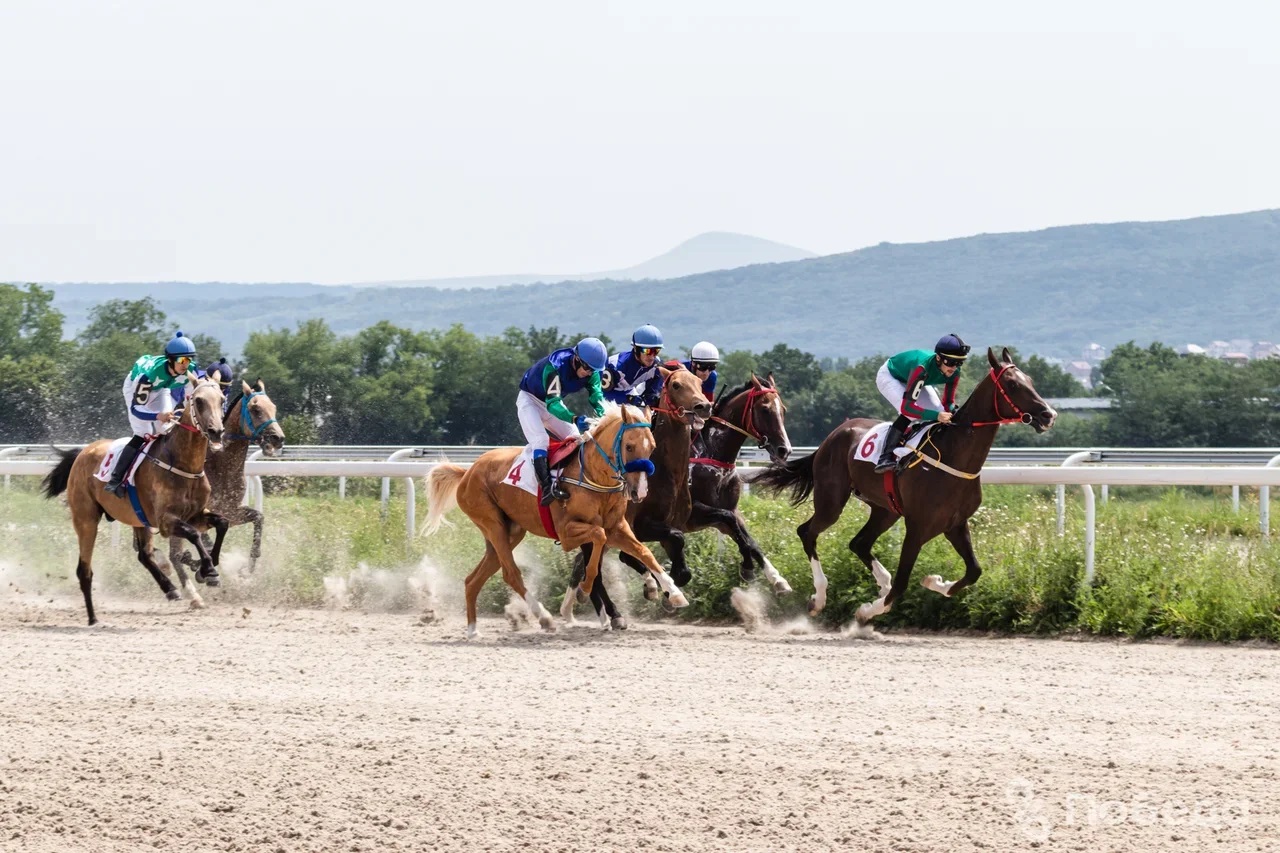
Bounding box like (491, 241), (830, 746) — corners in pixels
(40, 210), (1280, 359)
(354, 231), (817, 288)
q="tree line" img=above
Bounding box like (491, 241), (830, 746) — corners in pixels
(3, 283), (1279, 448)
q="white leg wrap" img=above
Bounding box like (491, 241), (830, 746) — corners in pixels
(870, 560), (892, 597)
(559, 585), (576, 621)
(655, 572), (689, 608)
(762, 558), (792, 594)
(809, 557), (828, 613)
(855, 596), (889, 623)
(921, 575), (956, 596)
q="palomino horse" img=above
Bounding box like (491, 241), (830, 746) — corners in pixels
(168, 380), (285, 593)
(421, 404), (689, 638)
(41, 378), (231, 625)
(561, 365), (711, 627)
(753, 348), (1056, 625)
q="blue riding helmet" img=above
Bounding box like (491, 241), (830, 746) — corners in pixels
(164, 330), (198, 358)
(631, 324), (663, 349)
(935, 333), (970, 360)
(204, 357), (233, 386)
(574, 337), (609, 372)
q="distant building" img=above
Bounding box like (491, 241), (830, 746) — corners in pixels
(1065, 360), (1094, 388)
(1176, 343), (1207, 356)
(1222, 352), (1250, 367)
(1081, 342), (1108, 364)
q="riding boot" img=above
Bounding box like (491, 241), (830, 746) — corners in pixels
(105, 435), (146, 497)
(534, 453), (567, 506)
(874, 425), (906, 474)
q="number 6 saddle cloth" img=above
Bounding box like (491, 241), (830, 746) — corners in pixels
(852, 421), (939, 467)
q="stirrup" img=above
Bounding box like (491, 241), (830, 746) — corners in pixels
(873, 455), (898, 474)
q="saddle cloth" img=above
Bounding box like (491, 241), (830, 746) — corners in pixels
(502, 437), (579, 497)
(852, 421), (938, 466)
(92, 436), (154, 487)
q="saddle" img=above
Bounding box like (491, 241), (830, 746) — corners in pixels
(547, 436), (579, 470)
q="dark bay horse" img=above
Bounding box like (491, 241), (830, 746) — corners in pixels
(41, 378), (231, 625)
(168, 380), (285, 596)
(560, 366), (711, 627)
(753, 348), (1056, 625)
(421, 404), (688, 638)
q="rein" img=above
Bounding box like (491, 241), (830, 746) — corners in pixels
(970, 365), (1035, 428)
(696, 384), (780, 468)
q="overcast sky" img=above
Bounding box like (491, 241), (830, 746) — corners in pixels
(1, 0), (1277, 284)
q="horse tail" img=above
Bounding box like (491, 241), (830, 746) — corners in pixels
(420, 463), (466, 537)
(41, 447), (81, 500)
(750, 451), (817, 506)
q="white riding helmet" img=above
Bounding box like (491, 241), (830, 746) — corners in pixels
(690, 341), (720, 363)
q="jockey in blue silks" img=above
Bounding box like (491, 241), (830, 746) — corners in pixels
(518, 338), (609, 505)
(602, 324), (665, 409)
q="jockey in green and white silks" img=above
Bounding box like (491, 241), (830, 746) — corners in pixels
(517, 338), (608, 505)
(105, 331), (199, 496)
(873, 333), (970, 473)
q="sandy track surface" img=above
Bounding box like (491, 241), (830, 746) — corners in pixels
(1, 591), (1276, 853)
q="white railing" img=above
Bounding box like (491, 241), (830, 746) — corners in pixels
(7, 447), (1280, 587)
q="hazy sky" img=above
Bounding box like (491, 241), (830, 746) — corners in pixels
(1, 0), (1277, 283)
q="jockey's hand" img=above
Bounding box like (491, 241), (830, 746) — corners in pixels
(937, 411), (953, 425)
(156, 411), (175, 424)
(591, 404), (605, 418)
(574, 414), (589, 433)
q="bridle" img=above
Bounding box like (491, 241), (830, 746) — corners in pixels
(709, 385), (780, 443)
(224, 390), (279, 445)
(567, 417), (653, 495)
(970, 364), (1037, 428)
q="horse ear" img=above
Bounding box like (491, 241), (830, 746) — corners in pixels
(1001, 347), (1013, 364)
(987, 347), (999, 369)
(750, 374), (763, 389)
(242, 379), (253, 394)
(658, 365), (672, 379)
(256, 378), (266, 392)
(767, 372), (777, 389)
(211, 368), (223, 384)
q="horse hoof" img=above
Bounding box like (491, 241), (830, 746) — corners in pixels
(740, 567), (757, 584)
(774, 580), (792, 596)
(575, 586), (590, 604)
(611, 616), (628, 631)
(807, 595), (822, 617)
(671, 568), (692, 588)
(539, 618), (557, 634)
(165, 589), (182, 601)
(643, 578), (660, 601)
(665, 590), (690, 609)
(465, 624), (479, 640)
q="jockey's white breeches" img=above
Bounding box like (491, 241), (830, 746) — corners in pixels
(876, 360), (942, 419)
(516, 390), (580, 451)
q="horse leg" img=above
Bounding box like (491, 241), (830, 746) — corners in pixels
(856, 526), (929, 625)
(689, 501), (789, 593)
(166, 535), (205, 608)
(198, 510), (230, 569)
(133, 528), (180, 601)
(73, 513), (101, 626)
(795, 481), (853, 616)
(616, 551), (661, 601)
(604, 521), (689, 609)
(168, 517), (220, 588)
(924, 521), (982, 598)
(218, 505), (265, 571)
(479, 522), (557, 634)
(463, 542), (503, 639)
(848, 506), (901, 599)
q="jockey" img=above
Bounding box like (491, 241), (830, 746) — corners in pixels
(105, 330), (200, 496)
(602, 324), (665, 409)
(518, 337), (609, 505)
(873, 333), (970, 473)
(681, 340), (719, 402)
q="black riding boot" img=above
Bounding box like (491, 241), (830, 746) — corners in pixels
(534, 454), (567, 506)
(874, 423), (907, 474)
(105, 435), (146, 497)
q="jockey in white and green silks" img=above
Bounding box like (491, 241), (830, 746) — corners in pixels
(517, 338), (609, 505)
(105, 330), (199, 496)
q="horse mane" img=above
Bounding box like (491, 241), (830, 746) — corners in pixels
(711, 380), (754, 417)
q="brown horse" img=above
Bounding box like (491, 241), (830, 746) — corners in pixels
(421, 403), (688, 638)
(561, 365), (712, 627)
(41, 378), (231, 625)
(752, 348), (1056, 625)
(168, 380), (285, 594)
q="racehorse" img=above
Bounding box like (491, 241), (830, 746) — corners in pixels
(41, 377), (231, 625)
(752, 348), (1056, 625)
(168, 380), (284, 593)
(420, 403), (689, 638)
(560, 365), (711, 627)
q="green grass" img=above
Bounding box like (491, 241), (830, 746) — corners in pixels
(5, 479), (1279, 641)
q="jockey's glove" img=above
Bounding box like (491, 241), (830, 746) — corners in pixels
(574, 415), (589, 433)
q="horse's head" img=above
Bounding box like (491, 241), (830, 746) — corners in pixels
(986, 348), (1058, 433)
(588, 403), (656, 503)
(235, 379), (286, 456)
(657, 365), (712, 429)
(713, 374), (792, 463)
(184, 377), (227, 449)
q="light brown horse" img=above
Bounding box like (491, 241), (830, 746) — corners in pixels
(168, 380), (285, 595)
(421, 403), (689, 638)
(42, 378), (230, 625)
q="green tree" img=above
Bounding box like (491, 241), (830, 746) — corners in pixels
(0, 284), (67, 442)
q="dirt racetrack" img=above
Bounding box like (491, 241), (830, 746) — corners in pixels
(1, 587), (1276, 853)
